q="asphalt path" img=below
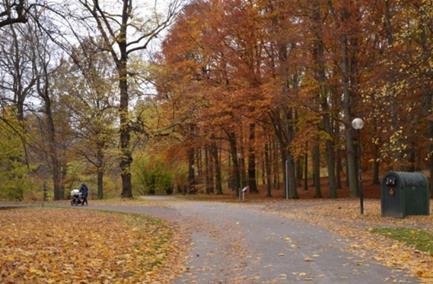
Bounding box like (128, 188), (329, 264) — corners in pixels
(84, 200), (417, 284)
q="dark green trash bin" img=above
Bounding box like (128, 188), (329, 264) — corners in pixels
(381, 171), (430, 217)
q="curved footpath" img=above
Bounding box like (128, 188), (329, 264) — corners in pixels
(87, 199), (416, 284)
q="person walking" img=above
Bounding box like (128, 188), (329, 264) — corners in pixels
(79, 183), (89, 206)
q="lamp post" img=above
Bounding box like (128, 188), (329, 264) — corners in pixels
(352, 118), (365, 215)
(237, 153), (242, 200)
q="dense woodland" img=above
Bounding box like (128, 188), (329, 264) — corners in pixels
(0, 0), (432, 200)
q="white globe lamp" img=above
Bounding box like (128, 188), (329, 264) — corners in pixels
(352, 118), (364, 130)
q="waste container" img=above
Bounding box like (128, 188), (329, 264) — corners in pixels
(381, 171), (430, 217)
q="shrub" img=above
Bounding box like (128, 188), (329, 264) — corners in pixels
(132, 155), (174, 195)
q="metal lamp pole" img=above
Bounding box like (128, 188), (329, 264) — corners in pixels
(352, 118), (365, 215)
(237, 153), (242, 200)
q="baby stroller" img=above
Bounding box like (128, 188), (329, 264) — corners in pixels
(70, 189), (82, 206)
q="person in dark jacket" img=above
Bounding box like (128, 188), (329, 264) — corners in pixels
(79, 183), (89, 206)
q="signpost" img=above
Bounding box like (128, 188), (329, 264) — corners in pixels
(240, 186), (248, 201)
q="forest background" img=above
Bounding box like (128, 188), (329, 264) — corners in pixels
(1, 0), (432, 201)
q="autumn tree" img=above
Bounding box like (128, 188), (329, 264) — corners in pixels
(76, 0), (181, 198)
(52, 39), (117, 199)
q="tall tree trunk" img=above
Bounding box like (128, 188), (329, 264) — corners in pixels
(296, 158), (302, 186)
(277, 42), (298, 199)
(248, 123), (258, 193)
(205, 146), (213, 194)
(239, 127), (247, 189)
(38, 62), (63, 200)
(312, 0), (336, 197)
(312, 141), (321, 198)
(228, 131), (241, 196)
(46, 101), (63, 200)
(118, 56), (132, 198)
(197, 146), (203, 177)
(384, 0), (394, 47)
(280, 144), (298, 199)
(341, 30), (359, 197)
(211, 140), (222, 194)
(265, 143), (272, 197)
(188, 147), (196, 193)
(372, 142), (380, 185)
(10, 25), (32, 169)
(345, 154), (350, 187)
(96, 144), (104, 199)
(209, 146), (215, 194)
(97, 167), (104, 199)
(304, 146), (308, 191)
(261, 157), (266, 187)
(419, 22), (433, 196)
(425, 95), (433, 196)
(336, 148), (342, 189)
(272, 140), (280, 190)
(116, 0), (133, 198)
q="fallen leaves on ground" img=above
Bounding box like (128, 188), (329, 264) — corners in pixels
(265, 199), (433, 282)
(0, 208), (184, 283)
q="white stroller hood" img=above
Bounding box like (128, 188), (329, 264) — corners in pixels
(71, 189), (80, 196)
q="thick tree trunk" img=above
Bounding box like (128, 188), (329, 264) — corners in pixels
(40, 73), (63, 200)
(422, 90), (433, 194)
(311, 0), (336, 197)
(97, 167), (104, 199)
(188, 147), (196, 193)
(205, 146), (214, 194)
(336, 148), (342, 189)
(118, 58), (133, 198)
(304, 147), (308, 191)
(372, 141), (380, 185)
(276, 40), (298, 199)
(47, 117), (63, 199)
(240, 129), (247, 189)
(272, 141), (280, 190)
(265, 143), (272, 197)
(428, 118), (433, 197)
(209, 146), (215, 194)
(117, 0), (133, 198)
(280, 145), (298, 199)
(384, 0), (394, 47)
(210, 140), (222, 194)
(228, 131), (241, 196)
(296, 158), (302, 186)
(312, 142), (321, 198)
(261, 157), (266, 187)
(95, 144), (104, 199)
(419, 22), (433, 197)
(248, 123), (258, 193)
(197, 146), (203, 177)
(341, 35), (359, 197)
(324, 134), (337, 198)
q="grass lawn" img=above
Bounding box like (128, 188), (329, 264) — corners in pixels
(372, 227), (433, 255)
(0, 208), (182, 282)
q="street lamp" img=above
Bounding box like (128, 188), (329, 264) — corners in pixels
(352, 117), (364, 215)
(237, 153), (242, 199)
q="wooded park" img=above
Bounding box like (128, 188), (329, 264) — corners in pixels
(1, 0), (433, 283)
(1, 0), (433, 201)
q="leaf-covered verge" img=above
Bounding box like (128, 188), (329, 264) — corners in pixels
(265, 200), (433, 281)
(372, 228), (433, 255)
(0, 208), (184, 283)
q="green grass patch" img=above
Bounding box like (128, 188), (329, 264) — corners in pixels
(372, 227), (433, 255)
